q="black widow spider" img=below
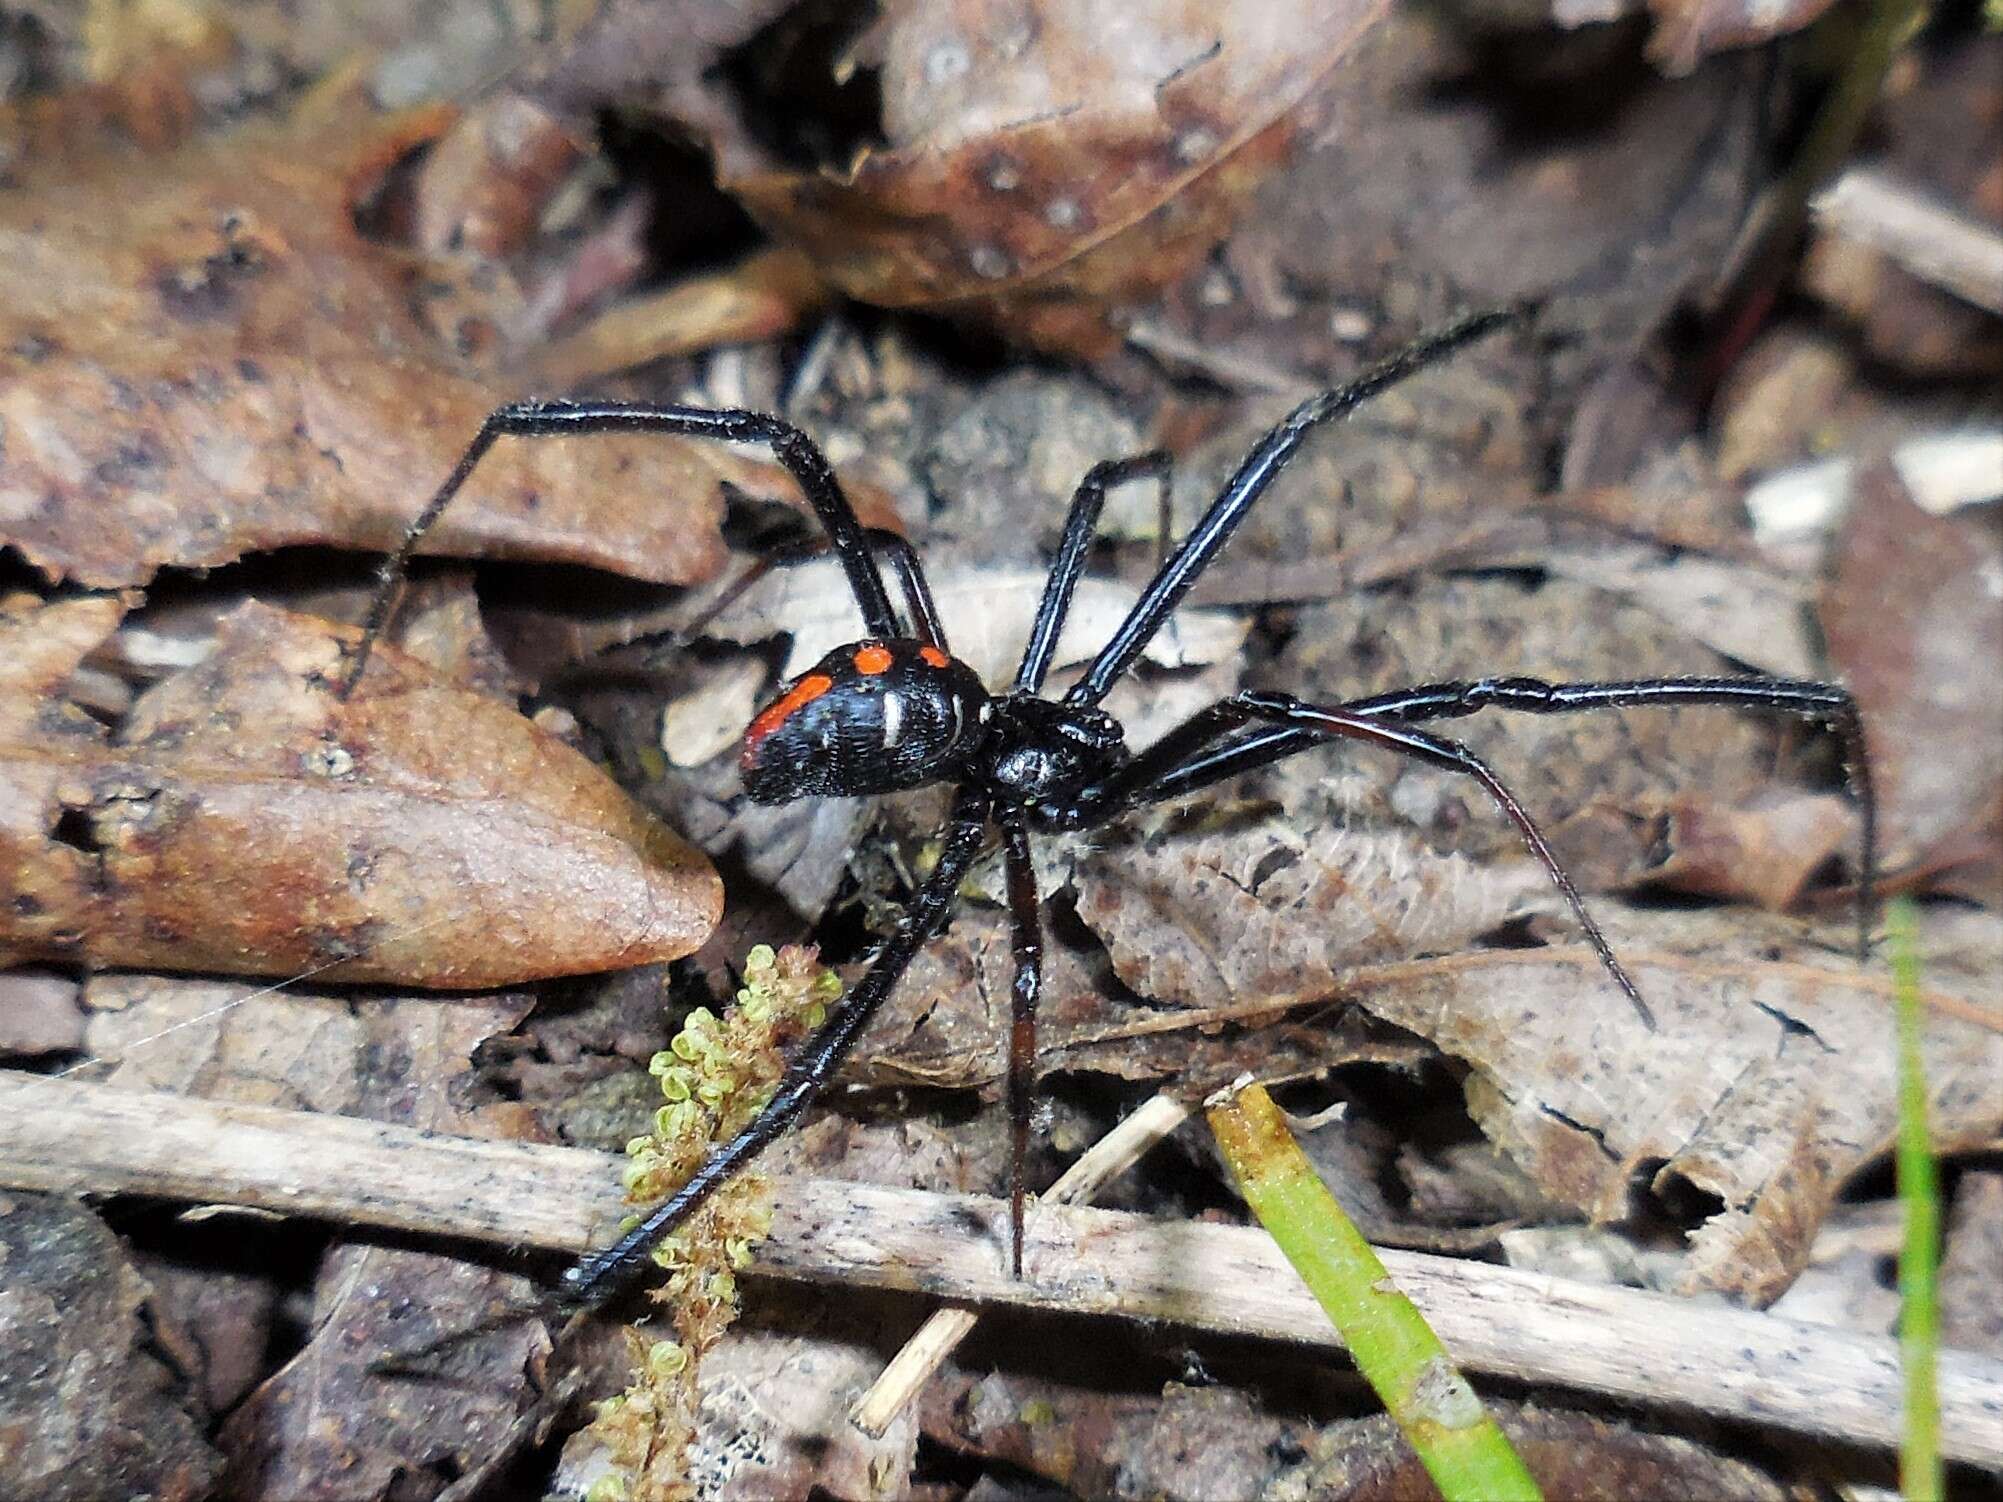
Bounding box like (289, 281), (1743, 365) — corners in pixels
(344, 306), (1876, 1313)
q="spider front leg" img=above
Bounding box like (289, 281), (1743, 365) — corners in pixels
(556, 786), (994, 1314)
(341, 400), (903, 696)
(1015, 452), (1172, 694)
(1067, 306), (1522, 709)
(1068, 692), (1658, 1026)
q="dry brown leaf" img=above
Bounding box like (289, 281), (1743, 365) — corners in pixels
(0, 596), (720, 987)
(848, 885), (1403, 1097)
(921, 1373), (1306, 1502)
(1331, 904), (2003, 1303)
(1143, 8), (1758, 419)
(0, 1193), (223, 1502)
(70, 961), (554, 1502)
(531, 246), (832, 388)
(80, 973), (534, 1127)
(1270, 1402), (1791, 1501)
(1275, 575), (1784, 895)
(219, 1245), (546, 1502)
(1820, 459), (2003, 891)
(1801, 34), (2003, 380)
(0, 966), (84, 1057)
(1073, 822), (1545, 1014)
(411, 92), (589, 262)
(1630, 789), (1855, 911)
(1940, 1172), (2003, 1358)
(0, 91), (811, 589)
(711, 0), (1394, 357)
(705, 557), (1251, 682)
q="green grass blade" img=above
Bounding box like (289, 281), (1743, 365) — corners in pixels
(1887, 898), (1942, 1502)
(1208, 1082), (1541, 1502)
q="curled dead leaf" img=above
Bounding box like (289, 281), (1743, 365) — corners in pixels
(1346, 904), (2003, 1303)
(0, 597), (720, 987)
(0, 92), (821, 589)
(0, 1195), (222, 1502)
(712, 0), (1394, 356)
(1631, 789), (1855, 911)
(1820, 458), (2003, 894)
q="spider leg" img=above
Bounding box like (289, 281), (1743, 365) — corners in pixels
(1064, 307), (1522, 710)
(997, 810), (1043, 1275)
(1114, 676), (1877, 963)
(1340, 676), (1877, 960)
(342, 401), (902, 696)
(1070, 691), (1656, 1027)
(1015, 452), (1172, 694)
(555, 785), (994, 1314)
(671, 526), (947, 651)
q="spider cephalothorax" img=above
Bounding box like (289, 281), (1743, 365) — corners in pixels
(346, 305), (1878, 1311)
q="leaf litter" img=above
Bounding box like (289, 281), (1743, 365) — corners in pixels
(0, 596), (720, 987)
(0, 82), (847, 591)
(0, 5), (1998, 1499)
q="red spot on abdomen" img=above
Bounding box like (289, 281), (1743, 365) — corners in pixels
(919, 646), (951, 669)
(853, 644), (894, 675)
(743, 673), (833, 757)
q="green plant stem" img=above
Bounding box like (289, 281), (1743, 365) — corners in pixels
(1888, 898), (1942, 1502)
(1208, 1082), (1541, 1502)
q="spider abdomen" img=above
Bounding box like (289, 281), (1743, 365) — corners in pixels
(739, 638), (990, 802)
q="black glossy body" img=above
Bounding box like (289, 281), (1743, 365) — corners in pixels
(347, 307), (1878, 1317)
(739, 638), (991, 801)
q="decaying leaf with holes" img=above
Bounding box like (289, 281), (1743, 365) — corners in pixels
(0, 88), (824, 590)
(0, 597), (720, 987)
(709, 0), (1394, 357)
(1305, 903), (2003, 1304)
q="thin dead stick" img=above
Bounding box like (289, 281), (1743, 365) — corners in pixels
(1812, 166), (2003, 317)
(3, 1073), (2001, 1465)
(850, 1091), (1194, 1436)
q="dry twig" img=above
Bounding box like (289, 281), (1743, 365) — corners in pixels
(2, 1072), (1999, 1465)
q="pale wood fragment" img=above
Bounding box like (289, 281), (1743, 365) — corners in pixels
(3, 1072), (1999, 1464)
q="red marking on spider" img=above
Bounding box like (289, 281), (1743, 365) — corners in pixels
(919, 646), (951, 669)
(742, 673), (833, 757)
(853, 644), (894, 675)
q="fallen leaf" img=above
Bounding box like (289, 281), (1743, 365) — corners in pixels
(0, 1193), (222, 1502)
(705, 557), (1251, 683)
(530, 246), (832, 388)
(1273, 575), (1787, 896)
(848, 887), (1402, 1098)
(0, 91), (818, 590)
(712, 0), (1395, 356)
(219, 1246), (547, 1502)
(81, 974), (534, 1128)
(1334, 904), (2003, 1303)
(1537, 543), (1820, 680)
(1139, 8), (1759, 419)
(1800, 36), (2003, 380)
(1629, 789), (1855, 911)
(0, 967), (84, 1057)
(1073, 822), (1545, 1016)
(1940, 1171), (2003, 1358)
(1819, 460), (2003, 890)
(1272, 1401), (1792, 1500)
(74, 966), (556, 1501)
(922, 1374), (1305, 1501)
(0, 597), (720, 987)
